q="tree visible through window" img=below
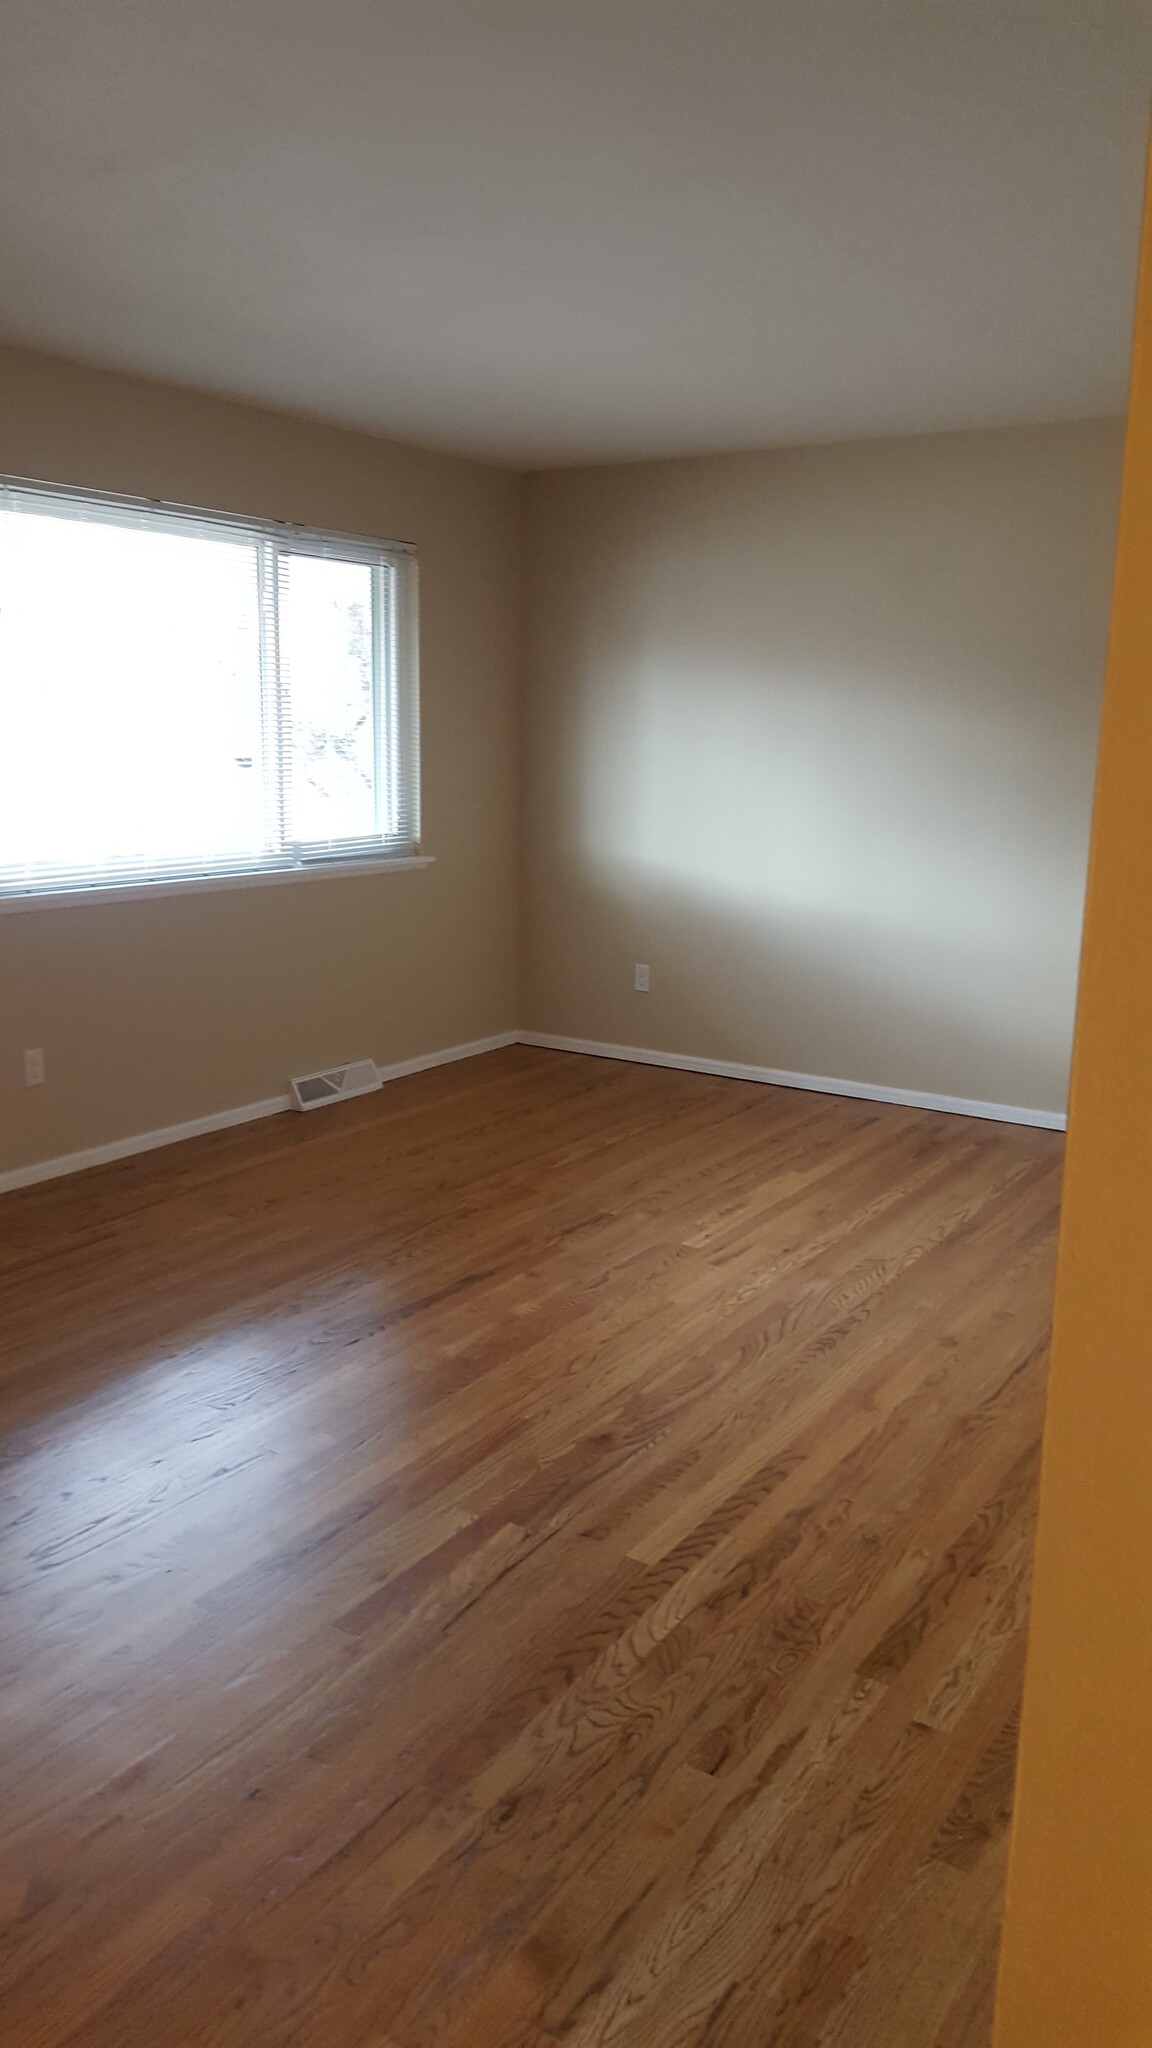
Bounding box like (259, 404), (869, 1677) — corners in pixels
(0, 479), (419, 899)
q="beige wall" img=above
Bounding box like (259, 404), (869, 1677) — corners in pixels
(522, 421), (1122, 1113)
(0, 346), (523, 1174)
(0, 364), (1123, 1178)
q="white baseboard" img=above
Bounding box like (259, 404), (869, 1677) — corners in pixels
(374, 1031), (520, 1086)
(0, 1025), (1064, 1195)
(0, 1031), (520, 1196)
(517, 1032), (1067, 1132)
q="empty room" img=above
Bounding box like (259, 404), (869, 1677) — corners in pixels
(3, 6), (1152, 2046)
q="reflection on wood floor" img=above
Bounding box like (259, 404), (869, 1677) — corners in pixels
(0, 1045), (1059, 2046)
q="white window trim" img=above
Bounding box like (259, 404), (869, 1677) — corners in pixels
(0, 852), (435, 915)
(0, 474), (421, 905)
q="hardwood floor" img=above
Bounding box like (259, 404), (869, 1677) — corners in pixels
(0, 1046), (1061, 2047)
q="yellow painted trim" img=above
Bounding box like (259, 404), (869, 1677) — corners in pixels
(993, 137), (1152, 2047)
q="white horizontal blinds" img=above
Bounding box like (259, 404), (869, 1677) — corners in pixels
(278, 541), (382, 855)
(391, 550), (421, 852)
(0, 478), (418, 900)
(0, 487), (270, 894)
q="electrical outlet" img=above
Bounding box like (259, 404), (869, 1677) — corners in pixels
(633, 963), (650, 992)
(23, 1047), (45, 1087)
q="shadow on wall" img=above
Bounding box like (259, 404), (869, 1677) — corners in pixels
(525, 639), (1102, 1116)
(522, 429), (1120, 1117)
(545, 863), (1076, 1112)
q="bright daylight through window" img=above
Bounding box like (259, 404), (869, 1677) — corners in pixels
(0, 480), (419, 902)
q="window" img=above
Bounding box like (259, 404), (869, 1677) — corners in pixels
(0, 478), (420, 903)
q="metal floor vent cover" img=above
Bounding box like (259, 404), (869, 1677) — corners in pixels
(290, 1059), (382, 1111)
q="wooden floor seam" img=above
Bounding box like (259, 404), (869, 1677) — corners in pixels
(0, 1044), (1059, 2047)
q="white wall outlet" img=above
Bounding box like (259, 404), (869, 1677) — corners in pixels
(23, 1047), (45, 1087)
(633, 963), (650, 992)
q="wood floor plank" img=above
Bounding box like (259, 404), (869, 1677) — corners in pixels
(0, 1047), (1058, 2045)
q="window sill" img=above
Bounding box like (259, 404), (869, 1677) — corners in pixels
(0, 854), (436, 915)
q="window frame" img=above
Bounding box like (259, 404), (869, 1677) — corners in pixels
(0, 475), (424, 910)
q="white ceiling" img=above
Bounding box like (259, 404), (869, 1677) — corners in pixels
(1, 1), (1150, 467)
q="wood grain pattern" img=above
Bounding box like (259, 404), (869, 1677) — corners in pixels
(0, 1046), (1059, 2045)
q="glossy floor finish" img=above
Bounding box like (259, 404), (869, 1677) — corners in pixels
(0, 1047), (1061, 2048)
